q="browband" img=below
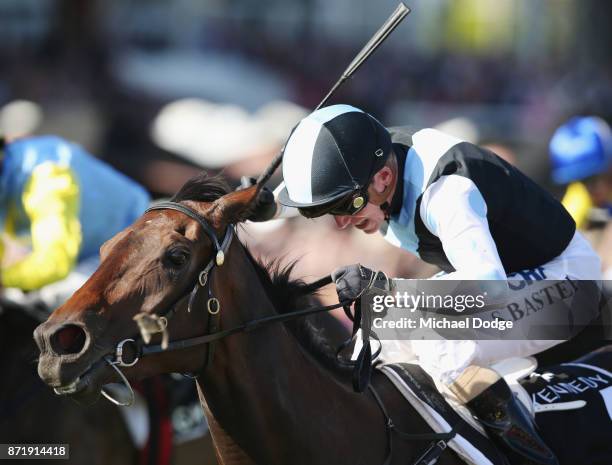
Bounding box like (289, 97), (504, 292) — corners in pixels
(146, 202), (222, 252)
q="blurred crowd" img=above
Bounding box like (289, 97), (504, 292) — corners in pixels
(0, 0), (611, 302)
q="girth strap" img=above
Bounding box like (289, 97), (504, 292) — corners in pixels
(368, 384), (456, 465)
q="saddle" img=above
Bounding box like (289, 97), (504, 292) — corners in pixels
(379, 352), (612, 465)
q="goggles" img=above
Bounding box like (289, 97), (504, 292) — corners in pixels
(298, 189), (369, 219)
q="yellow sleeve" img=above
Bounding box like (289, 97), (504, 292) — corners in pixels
(561, 182), (592, 230)
(2, 163), (82, 290)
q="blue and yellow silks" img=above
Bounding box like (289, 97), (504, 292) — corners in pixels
(0, 136), (150, 290)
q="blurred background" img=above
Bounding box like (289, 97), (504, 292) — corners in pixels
(2, 0), (611, 296)
(1, 1), (611, 463)
(1, 0), (611, 300)
(2, 0), (610, 284)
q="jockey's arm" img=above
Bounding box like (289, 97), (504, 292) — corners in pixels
(2, 163), (82, 291)
(418, 174), (510, 305)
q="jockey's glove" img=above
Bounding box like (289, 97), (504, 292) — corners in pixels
(332, 264), (392, 303)
(238, 176), (277, 222)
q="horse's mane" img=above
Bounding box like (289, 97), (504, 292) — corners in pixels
(172, 172), (231, 203)
(243, 251), (351, 378)
(172, 172), (350, 377)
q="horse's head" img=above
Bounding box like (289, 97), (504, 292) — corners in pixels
(34, 174), (259, 404)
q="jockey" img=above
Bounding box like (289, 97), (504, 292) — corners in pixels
(247, 104), (603, 465)
(550, 116), (612, 229)
(0, 135), (150, 296)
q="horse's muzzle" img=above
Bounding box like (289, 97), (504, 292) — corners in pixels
(34, 320), (94, 388)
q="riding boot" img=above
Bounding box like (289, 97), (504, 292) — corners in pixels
(466, 379), (559, 465)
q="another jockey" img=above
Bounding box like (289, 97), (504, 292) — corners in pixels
(0, 135), (150, 297)
(248, 105), (603, 465)
(550, 116), (612, 229)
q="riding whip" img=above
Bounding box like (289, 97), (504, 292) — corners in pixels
(255, 2), (411, 190)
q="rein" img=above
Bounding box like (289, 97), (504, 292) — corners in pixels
(100, 201), (454, 465)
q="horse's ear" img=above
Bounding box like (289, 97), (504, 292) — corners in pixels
(211, 185), (259, 226)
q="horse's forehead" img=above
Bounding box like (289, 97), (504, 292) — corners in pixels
(123, 215), (194, 253)
(138, 211), (186, 234)
(105, 219), (170, 258)
(143, 206), (217, 239)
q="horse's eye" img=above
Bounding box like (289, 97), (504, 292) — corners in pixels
(165, 249), (189, 267)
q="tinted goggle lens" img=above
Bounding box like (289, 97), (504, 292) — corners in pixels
(298, 191), (368, 219)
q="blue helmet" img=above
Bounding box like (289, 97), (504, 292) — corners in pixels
(549, 116), (612, 184)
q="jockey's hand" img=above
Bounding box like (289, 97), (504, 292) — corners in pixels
(331, 264), (391, 303)
(238, 176), (277, 222)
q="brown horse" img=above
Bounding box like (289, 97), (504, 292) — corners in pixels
(34, 173), (465, 465)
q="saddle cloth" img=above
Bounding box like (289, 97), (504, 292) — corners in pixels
(520, 359), (612, 465)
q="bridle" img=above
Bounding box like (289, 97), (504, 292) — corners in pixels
(100, 201), (232, 403)
(98, 201), (454, 465)
(101, 201), (346, 405)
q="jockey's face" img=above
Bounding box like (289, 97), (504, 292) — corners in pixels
(332, 164), (396, 234)
(333, 201), (386, 234)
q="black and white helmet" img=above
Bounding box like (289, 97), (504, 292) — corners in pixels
(277, 104), (392, 217)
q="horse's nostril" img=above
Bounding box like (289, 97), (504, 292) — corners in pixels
(51, 324), (87, 355)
